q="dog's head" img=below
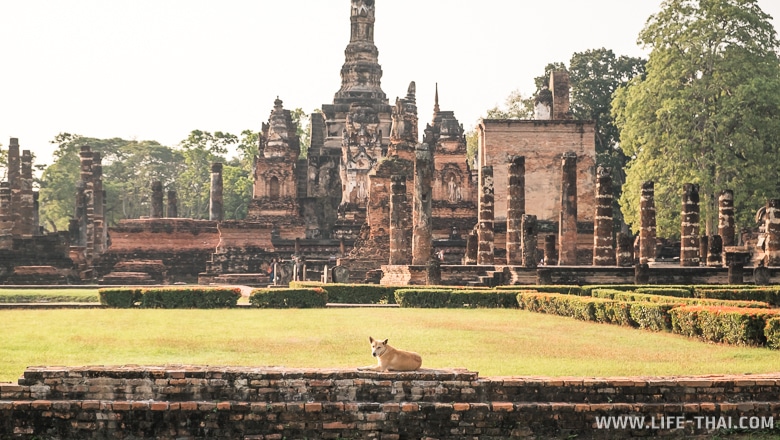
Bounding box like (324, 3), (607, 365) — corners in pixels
(369, 336), (389, 358)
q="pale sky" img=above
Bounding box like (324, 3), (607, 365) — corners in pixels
(1, 0), (779, 168)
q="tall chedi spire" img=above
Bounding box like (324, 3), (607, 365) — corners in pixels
(334, 0), (387, 105)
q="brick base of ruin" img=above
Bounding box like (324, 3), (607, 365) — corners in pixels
(2, 366), (779, 439)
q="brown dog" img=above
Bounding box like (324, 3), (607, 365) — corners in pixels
(358, 336), (422, 372)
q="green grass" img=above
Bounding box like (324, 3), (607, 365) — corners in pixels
(1, 308), (779, 383)
(0, 288), (100, 303)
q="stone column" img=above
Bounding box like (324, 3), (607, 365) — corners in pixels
(718, 190), (735, 247)
(707, 235), (723, 267)
(464, 229), (478, 265)
(616, 233), (633, 267)
(558, 152), (578, 265)
(389, 175), (410, 265)
(639, 181), (656, 264)
(0, 182), (10, 221)
(92, 153), (105, 253)
(151, 181), (164, 219)
(78, 147), (95, 260)
(210, 162), (224, 221)
(506, 156), (525, 265)
(593, 166), (615, 266)
(764, 199), (780, 266)
(412, 144), (433, 266)
(8, 138), (20, 234)
(477, 165), (495, 265)
(33, 191), (39, 234)
(167, 190), (178, 218)
(680, 183), (700, 267)
(17, 150), (35, 236)
(699, 236), (709, 266)
(521, 214), (538, 268)
(544, 234), (557, 266)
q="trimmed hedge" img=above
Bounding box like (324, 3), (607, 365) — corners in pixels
(0, 291), (100, 304)
(99, 288), (142, 308)
(766, 318), (780, 350)
(670, 306), (780, 346)
(628, 302), (675, 331)
(250, 288), (327, 308)
(591, 289), (770, 309)
(141, 287), (241, 308)
(320, 283), (398, 304)
(98, 287), (241, 308)
(516, 292), (609, 321)
(693, 288), (780, 307)
(634, 287), (692, 298)
(497, 285), (583, 295)
(395, 289), (519, 308)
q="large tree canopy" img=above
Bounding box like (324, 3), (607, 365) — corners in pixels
(613, 0), (780, 237)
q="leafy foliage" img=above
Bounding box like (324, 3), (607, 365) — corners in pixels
(249, 288), (327, 308)
(613, 0), (780, 236)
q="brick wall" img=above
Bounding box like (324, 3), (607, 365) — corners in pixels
(2, 366), (778, 439)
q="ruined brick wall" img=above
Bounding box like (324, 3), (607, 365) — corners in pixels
(2, 366), (778, 439)
(477, 120), (596, 224)
(98, 219), (220, 282)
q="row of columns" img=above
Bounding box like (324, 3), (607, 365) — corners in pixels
(148, 162), (221, 220)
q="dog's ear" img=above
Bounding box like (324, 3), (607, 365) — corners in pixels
(382, 339), (389, 345)
(369, 336), (374, 343)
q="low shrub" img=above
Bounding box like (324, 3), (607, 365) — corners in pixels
(497, 285), (583, 295)
(594, 300), (634, 327)
(516, 292), (604, 321)
(694, 288), (780, 307)
(670, 306), (780, 346)
(634, 287), (692, 298)
(395, 289), (518, 308)
(250, 288), (327, 308)
(98, 288), (142, 308)
(1, 290), (100, 304)
(395, 289), (452, 308)
(629, 302), (675, 331)
(321, 284), (399, 304)
(581, 285), (694, 297)
(140, 287), (241, 309)
(766, 318), (780, 350)
(591, 289), (770, 309)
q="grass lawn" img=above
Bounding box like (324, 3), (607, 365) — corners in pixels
(1, 308), (779, 383)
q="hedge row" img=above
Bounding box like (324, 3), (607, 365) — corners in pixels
(670, 306), (780, 346)
(289, 282), (399, 304)
(98, 287), (242, 308)
(767, 318), (780, 350)
(693, 288), (780, 307)
(515, 292), (674, 330)
(395, 289), (519, 308)
(249, 288), (327, 308)
(591, 289), (771, 309)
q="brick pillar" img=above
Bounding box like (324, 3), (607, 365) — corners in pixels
(389, 175), (410, 265)
(639, 181), (656, 264)
(17, 150), (35, 236)
(558, 152), (577, 265)
(210, 162), (224, 221)
(707, 235), (723, 267)
(680, 183), (700, 267)
(74, 181), (87, 247)
(699, 236), (709, 267)
(616, 233), (634, 267)
(78, 147), (95, 260)
(151, 181), (164, 219)
(593, 166), (615, 266)
(521, 214), (538, 268)
(33, 191), (39, 234)
(0, 182), (10, 221)
(718, 190), (735, 247)
(544, 234), (557, 266)
(412, 144), (433, 266)
(764, 199), (780, 266)
(477, 165), (495, 265)
(92, 153), (105, 252)
(506, 156), (525, 265)
(8, 138), (20, 235)
(167, 190), (178, 218)
(464, 229), (478, 265)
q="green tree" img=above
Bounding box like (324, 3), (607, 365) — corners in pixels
(613, 0), (780, 237)
(38, 134), (184, 230)
(175, 130), (235, 219)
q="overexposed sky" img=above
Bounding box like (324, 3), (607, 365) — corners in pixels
(1, 0), (779, 167)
